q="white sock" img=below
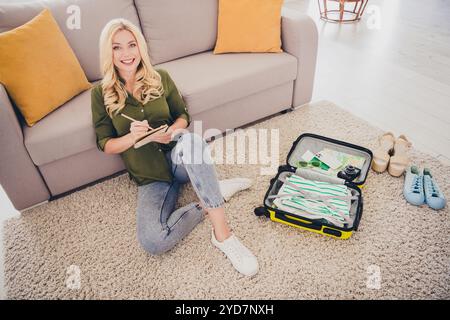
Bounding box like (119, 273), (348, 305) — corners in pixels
(218, 178), (253, 202)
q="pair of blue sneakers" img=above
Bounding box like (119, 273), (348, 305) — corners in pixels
(403, 166), (446, 210)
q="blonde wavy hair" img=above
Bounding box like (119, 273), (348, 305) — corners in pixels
(99, 18), (164, 118)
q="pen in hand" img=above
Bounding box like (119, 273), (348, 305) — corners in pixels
(120, 113), (152, 130)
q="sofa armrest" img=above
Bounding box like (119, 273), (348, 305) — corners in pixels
(281, 9), (318, 107)
(0, 84), (50, 211)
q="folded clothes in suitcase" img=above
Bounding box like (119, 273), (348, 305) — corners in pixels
(254, 133), (373, 239)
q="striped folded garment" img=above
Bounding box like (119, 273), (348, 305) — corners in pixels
(273, 174), (351, 227)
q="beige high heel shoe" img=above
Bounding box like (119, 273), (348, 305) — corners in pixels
(372, 132), (395, 173)
(388, 135), (411, 177)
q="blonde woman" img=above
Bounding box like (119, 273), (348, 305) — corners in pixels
(91, 19), (258, 276)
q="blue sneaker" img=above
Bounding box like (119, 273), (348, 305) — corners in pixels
(403, 166), (425, 206)
(423, 168), (446, 210)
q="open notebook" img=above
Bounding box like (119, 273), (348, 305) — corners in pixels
(134, 124), (169, 149)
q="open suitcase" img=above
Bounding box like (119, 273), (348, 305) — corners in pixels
(255, 133), (373, 239)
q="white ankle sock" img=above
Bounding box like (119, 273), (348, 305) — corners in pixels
(218, 178), (253, 202)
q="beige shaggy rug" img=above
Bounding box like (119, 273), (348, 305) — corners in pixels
(4, 101), (450, 299)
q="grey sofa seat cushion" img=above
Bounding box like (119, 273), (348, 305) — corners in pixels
(134, 0), (218, 65)
(0, 0), (141, 82)
(23, 85), (98, 166)
(156, 51), (298, 115)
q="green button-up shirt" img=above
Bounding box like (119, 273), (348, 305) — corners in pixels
(91, 69), (191, 186)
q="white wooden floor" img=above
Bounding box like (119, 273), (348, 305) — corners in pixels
(1, 0), (449, 299)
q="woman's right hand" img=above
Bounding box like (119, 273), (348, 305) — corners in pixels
(130, 120), (152, 143)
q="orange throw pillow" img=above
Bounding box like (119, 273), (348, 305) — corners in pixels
(0, 9), (91, 126)
(214, 0), (283, 54)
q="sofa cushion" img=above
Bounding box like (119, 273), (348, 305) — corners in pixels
(134, 0), (218, 65)
(214, 0), (283, 54)
(156, 51), (297, 115)
(0, 0), (141, 82)
(0, 9), (92, 127)
(23, 84), (99, 166)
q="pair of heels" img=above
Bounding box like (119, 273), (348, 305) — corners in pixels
(403, 166), (446, 210)
(371, 132), (411, 177)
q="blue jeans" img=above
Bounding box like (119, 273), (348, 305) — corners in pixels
(136, 133), (224, 255)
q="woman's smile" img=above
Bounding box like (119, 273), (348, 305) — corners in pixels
(120, 58), (136, 66)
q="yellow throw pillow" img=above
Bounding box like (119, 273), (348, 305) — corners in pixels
(0, 9), (91, 126)
(214, 0), (283, 54)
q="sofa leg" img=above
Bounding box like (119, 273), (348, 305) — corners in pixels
(281, 106), (295, 114)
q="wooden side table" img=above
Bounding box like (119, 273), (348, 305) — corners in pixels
(318, 0), (369, 23)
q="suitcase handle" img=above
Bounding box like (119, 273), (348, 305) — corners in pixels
(254, 207), (322, 230)
(275, 212), (323, 230)
(353, 196), (363, 231)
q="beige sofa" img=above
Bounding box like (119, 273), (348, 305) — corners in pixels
(0, 0), (318, 211)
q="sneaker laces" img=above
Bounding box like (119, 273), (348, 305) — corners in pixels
(425, 177), (439, 197)
(226, 243), (242, 264)
(410, 175), (422, 194)
(225, 237), (254, 262)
